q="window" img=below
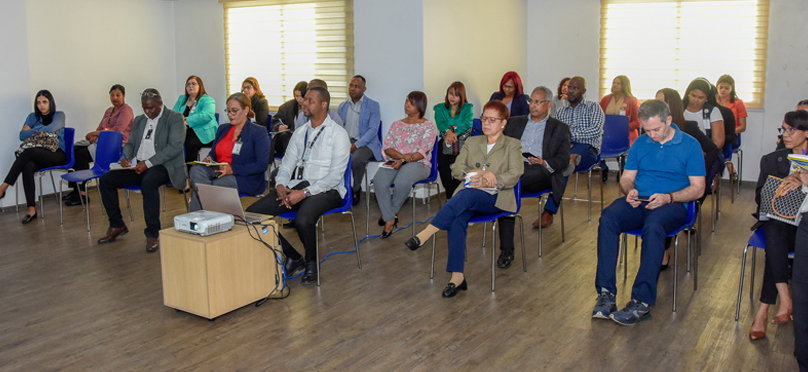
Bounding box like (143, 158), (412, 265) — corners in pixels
(223, 0), (354, 109)
(599, 0), (769, 108)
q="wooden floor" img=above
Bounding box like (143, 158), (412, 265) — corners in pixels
(0, 176), (798, 371)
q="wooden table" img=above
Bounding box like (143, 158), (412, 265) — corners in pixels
(159, 222), (281, 319)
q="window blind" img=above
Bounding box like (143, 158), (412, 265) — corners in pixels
(599, 0), (769, 108)
(223, 0), (354, 110)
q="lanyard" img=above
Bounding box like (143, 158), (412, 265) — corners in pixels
(300, 125), (326, 163)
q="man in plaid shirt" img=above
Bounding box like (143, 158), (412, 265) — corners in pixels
(554, 76), (605, 173)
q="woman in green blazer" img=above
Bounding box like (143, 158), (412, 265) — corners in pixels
(405, 100), (523, 298)
(172, 75), (218, 190)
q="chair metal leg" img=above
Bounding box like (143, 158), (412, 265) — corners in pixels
(750, 245), (757, 302)
(125, 190), (134, 222)
(736, 243), (751, 321)
(491, 220), (497, 291)
(574, 172), (579, 197)
(673, 235), (679, 312)
(517, 214), (526, 272)
(728, 161), (736, 204)
(15, 180), (20, 213)
(622, 234), (628, 280)
(316, 217), (321, 286)
(482, 222), (487, 249)
(687, 230), (691, 273)
(587, 169), (593, 221)
(619, 233), (624, 264)
(412, 188), (416, 238)
(692, 229), (698, 291)
(83, 182), (91, 231)
(348, 212), (361, 269)
(430, 233), (437, 279)
(58, 175), (64, 225)
(740, 150), (744, 190)
(560, 200), (565, 242)
(96, 180), (105, 216)
(365, 170), (370, 237)
(600, 168), (604, 211)
(38, 174), (44, 218)
(538, 197), (544, 257)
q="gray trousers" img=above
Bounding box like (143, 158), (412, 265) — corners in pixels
(188, 164), (239, 211)
(352, 146), (376, 192)
(373, 162), (430, 222)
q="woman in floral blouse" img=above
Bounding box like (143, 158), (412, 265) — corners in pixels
(373, 91), (437, 238)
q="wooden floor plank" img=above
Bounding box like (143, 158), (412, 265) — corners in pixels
(0, 178), (798, 371)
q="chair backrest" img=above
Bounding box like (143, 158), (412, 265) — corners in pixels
(683, 200), (698, 228)
(471, 118), (482, 136)
(601, 114), (630, 156)
(62, 128), (75, 168)
(338, 155), (353, 210)
(378, 121), (383, 144)
(734, 133), (742, 152)
(93, 131), (123, 171)
(514, 179), (522, 212)
(268, 114), (272, 126)
(215, 113), (219, 124)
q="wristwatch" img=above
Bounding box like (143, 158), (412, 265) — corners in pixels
(303, 188), (311, 198)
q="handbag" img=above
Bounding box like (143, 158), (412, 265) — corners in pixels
(16, 131), (59, 156)
(759, 175), (808, 226)
(442, 128), (472, 156)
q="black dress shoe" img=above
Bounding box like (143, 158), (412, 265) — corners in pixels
(62, 189), (79, 200)
(283, 220), (295, 229)
(380, 221), (398, 239)
(300, 261), (318, 285)
(352, 190), (361, 206)
(284, 256), (306, 276)
(65, 195), (89, 206)
(21, 213), (37, 224)
(442, 279), (468, 298)
(404, 236), (422, 251)
(497, 250), (514, 269)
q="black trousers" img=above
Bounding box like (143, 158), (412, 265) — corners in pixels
(245, 182), (342, 262)
(269, 131), (293, 160)
(437, 139), (460, 199)
(184, 127), (210, 171)
(99, 165), (170, 238)
(4, 148), (66, 207)
(760, 220), (796, 304)
(498, 164), (554, 252)
(793, 216), (808, 371)
(68, 145), (93, 190)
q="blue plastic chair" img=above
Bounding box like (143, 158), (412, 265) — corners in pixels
(470, 118), (482, 136)
(734, 225), (794, 321)
(619, 200), (699, 312)
(429, 180), (523, 292)
(278, 155), (360, 286)
(365, 138), (441, 237)
(600, 114), (630, 194)
(17, 128), (76, 218)
(60, 131), (123, 230)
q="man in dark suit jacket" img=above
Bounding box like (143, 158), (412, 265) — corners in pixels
(97, 88), (187, 253)
(497, 86), (571, 268)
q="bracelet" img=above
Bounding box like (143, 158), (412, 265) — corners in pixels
(668, 192), (674, 204)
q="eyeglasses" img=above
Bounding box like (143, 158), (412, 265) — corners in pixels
(527, 99), (550, 104)
(779, 127), (801, 135)
(185, 81), (198, 87)
(480, 116), (503, 124)
(224, 108), (242, 115)
(140, 91), (161, 99)
(241, 85), (254, 92)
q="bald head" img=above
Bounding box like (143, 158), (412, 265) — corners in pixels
(308, 79), (328, 90)
(567, 77), (587, 106)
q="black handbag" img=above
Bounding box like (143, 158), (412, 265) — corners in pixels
(442, 128), (472, 156)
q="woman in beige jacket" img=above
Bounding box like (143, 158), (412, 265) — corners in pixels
(405, 100), (523, 298)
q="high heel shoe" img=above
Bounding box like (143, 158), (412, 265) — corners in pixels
(380, 220), (398, 239)
(21, 213), (37, 224)
(772, 308), (793, 324)
(442, 279), (468, 298)
(404, 236), (423, 251)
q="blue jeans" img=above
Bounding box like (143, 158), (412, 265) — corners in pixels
(544, 142), (599, 213)
(431, 188), (502, 273)
(595, 197), (687, 305)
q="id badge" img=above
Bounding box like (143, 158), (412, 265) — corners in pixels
(302, 147), (312, 161)
(232, 141), (242, 155)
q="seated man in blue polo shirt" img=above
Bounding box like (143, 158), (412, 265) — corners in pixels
(591, 99), (705, 325)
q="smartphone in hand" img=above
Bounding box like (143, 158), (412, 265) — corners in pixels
(522, 152), (536, 159)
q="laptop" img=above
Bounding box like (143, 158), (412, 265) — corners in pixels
(195, 184), (272, 224)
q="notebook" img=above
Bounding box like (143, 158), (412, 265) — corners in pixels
(195, 184), (272, 224)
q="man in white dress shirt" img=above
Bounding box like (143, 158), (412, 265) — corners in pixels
(247, 86), (350, 285)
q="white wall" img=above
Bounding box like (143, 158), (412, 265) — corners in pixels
(173, 0), (227, 123)
(423, 0), (527, 121)
(526, 0), (601, 99)
(0, 0), (32, 208)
